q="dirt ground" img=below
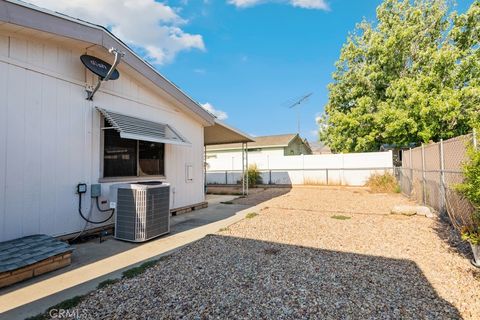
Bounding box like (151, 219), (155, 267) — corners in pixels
(61, 186), (480, 319)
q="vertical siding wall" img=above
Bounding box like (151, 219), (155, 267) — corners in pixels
(0, 33), (205, 241)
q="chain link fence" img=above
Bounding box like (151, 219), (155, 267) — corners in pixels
(397, 133), (476, 228)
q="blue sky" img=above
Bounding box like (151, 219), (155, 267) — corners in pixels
(31, 0), (473, 140)
(161, 0), (472, 140)
(163, 0), (383, 139)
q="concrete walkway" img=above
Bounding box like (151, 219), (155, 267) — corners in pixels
(0, 195), (259, 319)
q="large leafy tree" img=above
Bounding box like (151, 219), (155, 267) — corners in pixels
(320, 0), (480, 153)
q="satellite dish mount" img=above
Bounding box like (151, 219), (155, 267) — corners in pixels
(81, 48), (124, 100)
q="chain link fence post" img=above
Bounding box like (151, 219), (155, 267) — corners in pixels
(421, 143), (426, 205)
(439, 139), (446, 215)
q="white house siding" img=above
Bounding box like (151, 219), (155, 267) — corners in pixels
(0, 32), (205, 241)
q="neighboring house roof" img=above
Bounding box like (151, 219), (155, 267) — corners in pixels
(207, 133), (300, 151)
(0, 0), (215, 126)
(308, 141), (332, 154)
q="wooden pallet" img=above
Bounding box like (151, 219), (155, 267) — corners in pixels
(0, 252), (72, 288)
(171, 201), (208, 216)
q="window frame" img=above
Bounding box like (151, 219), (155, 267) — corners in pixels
(99, 116), (167, 182)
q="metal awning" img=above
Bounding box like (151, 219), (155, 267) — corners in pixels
(97, 107), (190, 146)
(204, 120), (254, 145)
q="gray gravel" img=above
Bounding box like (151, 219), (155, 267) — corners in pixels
(57, 187), (479, 319)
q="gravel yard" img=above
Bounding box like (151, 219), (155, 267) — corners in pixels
(59, 187), (480, 319)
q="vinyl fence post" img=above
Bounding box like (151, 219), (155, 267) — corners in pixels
(474, 128), (478, 150)
(421, 143), (426, 205)
(439, 139), (446, 214)
(409, 148), (413, 195)
(302, 154), (305, 185)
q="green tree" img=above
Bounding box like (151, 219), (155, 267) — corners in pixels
(320, 0), (480, 153)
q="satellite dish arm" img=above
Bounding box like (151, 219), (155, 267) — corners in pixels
(87, 48), (124, 100)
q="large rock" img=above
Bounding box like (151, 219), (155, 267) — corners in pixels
(391, 205), (434, 218)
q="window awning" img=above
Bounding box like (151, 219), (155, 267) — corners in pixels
(97, 107), (190, 146)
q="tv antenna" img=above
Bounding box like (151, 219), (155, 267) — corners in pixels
(286, 92), (313, 134)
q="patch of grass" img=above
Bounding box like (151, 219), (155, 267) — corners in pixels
(51, 295), (85, 311)
(365, 173), (400, 193)
(122, 259), (158, 279)
(264, 248), (280, 255)
(245, 212), (258, 219)
(220, 201), (234, 205)
(26, 295), (87, 320)
(331, 215), (351, 220)
(218, 227), (230, 232)
(97, 278), (119, 289)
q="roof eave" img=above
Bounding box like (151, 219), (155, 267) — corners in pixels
(0, 0), (215, 126)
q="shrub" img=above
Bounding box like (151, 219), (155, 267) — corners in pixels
(365, 172), (399, 193)
(246, 164), (262, 188)
(456, 133), (480, 244)
(331, 215), (351, 220)
(245, 212), (258, 219)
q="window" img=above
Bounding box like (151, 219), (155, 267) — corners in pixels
(103, 120), (165, 178)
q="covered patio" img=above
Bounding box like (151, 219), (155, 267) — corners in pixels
(204, 120), (254, 196)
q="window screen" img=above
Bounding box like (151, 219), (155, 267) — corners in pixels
(139, 141), (165, 176)
(103, 125), (137, 177)
(103, 120), (165, 177)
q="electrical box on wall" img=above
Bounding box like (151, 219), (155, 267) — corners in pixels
(77, 183), (87, 194)
(91, 184), (101, 198)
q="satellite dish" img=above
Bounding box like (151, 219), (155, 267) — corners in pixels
(80, 54), (120, 80)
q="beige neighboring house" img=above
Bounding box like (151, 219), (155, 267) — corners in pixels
(207, 133), (312, 158)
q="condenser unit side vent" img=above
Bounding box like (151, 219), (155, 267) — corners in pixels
(115, 182), (170, 242)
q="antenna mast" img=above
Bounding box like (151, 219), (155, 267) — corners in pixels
(287, 92), (313, 134)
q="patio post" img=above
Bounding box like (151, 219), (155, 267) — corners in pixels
(246, 142), (249, 196)
(242, 142), (245, 196)
(204, 145), (207, 194)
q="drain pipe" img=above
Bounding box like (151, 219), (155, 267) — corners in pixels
(87, 48), (124, 100)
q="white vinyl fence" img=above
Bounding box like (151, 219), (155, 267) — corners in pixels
(206, 151), (393, 186)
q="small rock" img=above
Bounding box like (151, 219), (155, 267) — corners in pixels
(391, 205), (434, 218)
(415, 206), (434, 218)
(391, 205), (417, 216)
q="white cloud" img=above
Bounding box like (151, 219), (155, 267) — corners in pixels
(228, 0), (329, 10)
(290, 0), (329, 9)
(228, 0), (264, 7)
(201, 103), (228, 120)
(29, 0), (205, 65)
